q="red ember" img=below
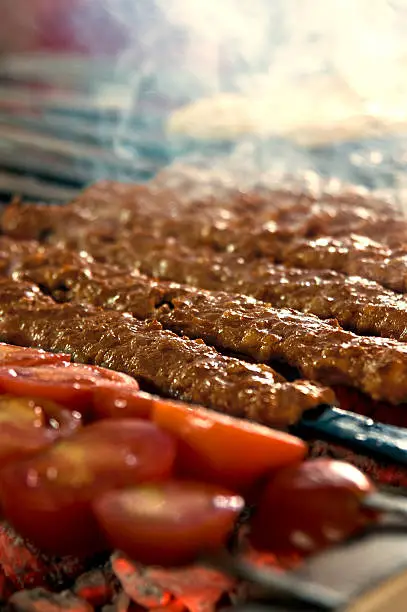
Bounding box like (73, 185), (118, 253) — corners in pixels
(0, 520), (243, 612)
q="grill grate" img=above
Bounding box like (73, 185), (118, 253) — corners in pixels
(2, 53), (407, 205)
(0, 56), (173, 202)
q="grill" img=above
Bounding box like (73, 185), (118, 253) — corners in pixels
(3, 518), (407, 611)
(3, 54), (407, 612)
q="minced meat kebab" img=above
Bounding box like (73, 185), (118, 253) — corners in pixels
(1, 179), (407, 426)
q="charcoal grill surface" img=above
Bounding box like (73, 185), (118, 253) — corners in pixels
(2, 52), (407, 612)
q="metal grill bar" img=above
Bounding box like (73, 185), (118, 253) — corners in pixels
(0, 55), (172, 201)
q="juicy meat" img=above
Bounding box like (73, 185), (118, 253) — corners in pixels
(3, 185), (401, 249)
(0, 184), (403, 252)
(2, 184), (407, 292)
(82, 229), (407, 295)
(66, 181), (406, 249)
(283, 235), (407, 293)
(71, 233), (407, 341)
(5, 239), (407, 404)
(0, 279), (332, 427)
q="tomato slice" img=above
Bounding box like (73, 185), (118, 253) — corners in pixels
(0, 343), (69, 367)
(94, 481), (244, 566)
(249, 458), (377, 557)
(0, 395), (81, 468)
(0, 419), (176, 556)
(92, 387), (154, 421)
(0, 363), (139, 415)
(152, 400), (307, 492)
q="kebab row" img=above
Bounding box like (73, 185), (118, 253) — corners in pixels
(0, 340), (398, 573)
(3, 183), (407, 292)
(0, 239), (406, 471)
(0, 278), (330, 427)
(4, 230), (407, 345)
(6, 180), (405, 248)
(1, 239), (407, 407)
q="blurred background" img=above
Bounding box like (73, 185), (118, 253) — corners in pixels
(2, 0), (407, 203)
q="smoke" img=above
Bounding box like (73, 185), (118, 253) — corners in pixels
(76, 0), (407, 198)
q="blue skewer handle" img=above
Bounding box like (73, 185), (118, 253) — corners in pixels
(297, 407), (407, 466)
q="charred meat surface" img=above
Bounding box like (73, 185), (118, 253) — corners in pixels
(0, 279), (332, 427)
(3, 239), (407, 404)
(3, 231), (407, 346)
(49, 232), (407, 341)
(57, 181), (407, 250)
(2, 184), (407, 292)
(6, 182), (401, 243)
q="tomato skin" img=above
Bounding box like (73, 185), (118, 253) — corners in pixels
(0, 395), (82, 468)
(0, 363), (139, 415)
(152, 400), (307, 493)
(92, 388), (154, 421)
(0, 419), (176, 556)
(249, 459), (377, 557)
(94, 481), (244, 566)
(0, 344), (69, 367)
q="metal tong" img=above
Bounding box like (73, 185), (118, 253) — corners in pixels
(208, 520), (407, 611)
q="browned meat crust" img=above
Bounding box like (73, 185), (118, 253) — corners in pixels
(3, 239), (407, 404)
(3, 229), (406, 343)
(283, 235), (407, 293)
(2, 184), (407, 292)
(66, 182), (407, 249)
(0, 183), (403, 250)
(0, 279), (332, 427)
(67, 232), (407, 341)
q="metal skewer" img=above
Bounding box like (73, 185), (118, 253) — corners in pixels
(363, 491), (407, 518)
(205, 551), (344, 610)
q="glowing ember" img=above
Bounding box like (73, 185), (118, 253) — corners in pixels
(0, 521), (242, 611)
(308, 440), (407, 489)
(8, 588), (93, 612)
(0, 522), (84, 595)
(112, 552), (236, 612)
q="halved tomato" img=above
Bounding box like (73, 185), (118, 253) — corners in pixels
(0, 419), (177, 557)
(152, 400), (307, 492)
(92, 387), (155, 421)
(0, 343), (69, 367)
(0, 395), (81, 468)
(94, 481), (244, 566)
(0, 363), (139, 415)
(249, 458), (377, 557)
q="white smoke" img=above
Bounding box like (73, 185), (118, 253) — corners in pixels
(83, 0), (407, 198)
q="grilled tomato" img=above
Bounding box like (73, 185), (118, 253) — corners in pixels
(94, 480), (244, 566)
(153, 399), (307, 492)
(0, 419), (176, 556)
(92, 387), (154, 421)
(250, 458), (377, 557)
(0, 363), (139, 415)
(0, 394), (81, 467)
(0, 343), (69, 367)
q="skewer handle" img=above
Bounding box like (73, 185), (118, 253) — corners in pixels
(297, 407), (407, 466)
